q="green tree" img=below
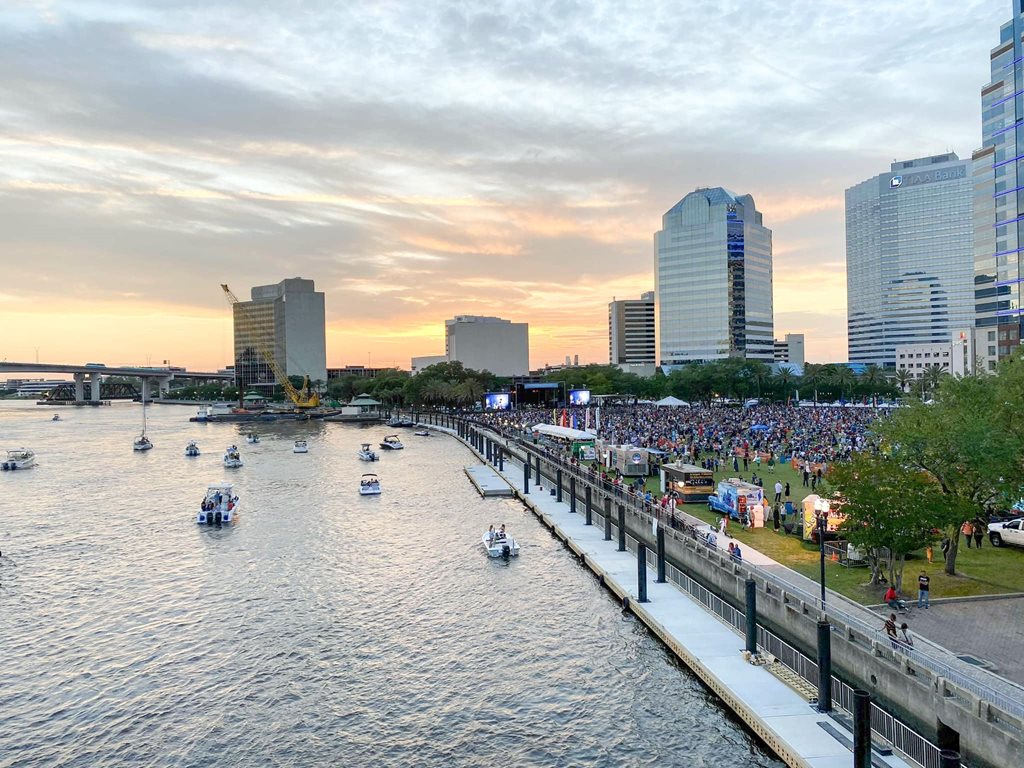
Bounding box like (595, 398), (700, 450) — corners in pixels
(893, 368), (912, 394)
(830, 453), (947, 590)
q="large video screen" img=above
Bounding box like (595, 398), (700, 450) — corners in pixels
(568, 389), (591, 406)
(483, 392), (511, 410)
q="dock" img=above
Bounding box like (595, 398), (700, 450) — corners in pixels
(463, 464), (514, 497)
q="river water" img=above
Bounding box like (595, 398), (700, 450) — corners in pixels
(0, 400), (782, 767)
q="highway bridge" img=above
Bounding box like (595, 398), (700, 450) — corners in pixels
(0, 362), (232, 403)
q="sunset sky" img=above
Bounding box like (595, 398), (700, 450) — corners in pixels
(0, 0), (1005, 371)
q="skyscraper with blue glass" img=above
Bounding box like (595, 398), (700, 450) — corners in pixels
(974, 1), (1024, 370)
(655, 188), (773, 369)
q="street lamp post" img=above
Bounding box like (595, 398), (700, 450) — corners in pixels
(814, 497), (829, 609)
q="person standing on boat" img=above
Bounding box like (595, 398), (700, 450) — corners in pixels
(485, 525), (495, 545)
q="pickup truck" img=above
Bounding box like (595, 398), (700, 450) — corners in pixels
(988, 517), (1024, 548)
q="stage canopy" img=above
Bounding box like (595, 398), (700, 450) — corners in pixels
(530, 423), (597, 440)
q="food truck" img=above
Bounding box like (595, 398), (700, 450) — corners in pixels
(571, 438), (597, 461)
(708, 479), (764, 522)
(606, 445), (650, 477)
(660, 462), (715, 502)
(801, 494), (847, 542)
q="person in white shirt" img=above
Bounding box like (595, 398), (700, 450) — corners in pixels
(774, 480), (783, 503)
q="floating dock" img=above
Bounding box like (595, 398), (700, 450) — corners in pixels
(464, 464), (514, 497)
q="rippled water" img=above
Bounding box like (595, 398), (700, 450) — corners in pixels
(0, 401), (782, 767)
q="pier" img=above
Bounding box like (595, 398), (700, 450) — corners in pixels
(463, 463), (514, 497)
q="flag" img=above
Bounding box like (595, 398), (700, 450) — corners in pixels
(561, 409), (568, 427)
(585, 407), (591, 431)
(596, 405), (601, 431)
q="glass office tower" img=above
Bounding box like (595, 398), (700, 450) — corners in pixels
(975, 1), (1024, 370)
(655, 188), (773, 370)
(846, 154), (973, 368)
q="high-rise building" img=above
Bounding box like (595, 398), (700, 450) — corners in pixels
(444, 315), (529, 376)
(773, 333), (806, 367)
(655, 188), (773, 369)
(974, 3), (1024, 371)
(232, 277), (327, 395)
(609, 291), (656, 375)
(846, 153), (973, 368)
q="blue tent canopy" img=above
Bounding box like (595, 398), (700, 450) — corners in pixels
(750, 424), (770, 432)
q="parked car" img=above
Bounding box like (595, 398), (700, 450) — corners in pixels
(988, 517), (1024, 548)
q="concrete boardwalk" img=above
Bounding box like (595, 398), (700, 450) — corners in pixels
(469, 443), (912, 768)
(463, 464), (513, 497)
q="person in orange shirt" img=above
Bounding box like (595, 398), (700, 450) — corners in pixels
(961, 520), (974, 549)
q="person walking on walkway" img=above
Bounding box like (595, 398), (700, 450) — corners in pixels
(884, 614), (898, 648)
(917, 571), (930, 609)
(899, 623), (914, 649)
(961, 520), (974, 548)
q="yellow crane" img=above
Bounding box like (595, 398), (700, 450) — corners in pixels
(221, 283), (321, 409)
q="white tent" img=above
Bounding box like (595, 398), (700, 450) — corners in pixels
(530, 423), (597, 440)
(655, 396), (690, 407)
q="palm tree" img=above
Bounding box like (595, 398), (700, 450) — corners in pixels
(893, 368), (912, 394)
(830, 365), (857, 402)
(921, 364), (948, 400)
(773, 369), (795, 402)
(801, 363), (827, 403)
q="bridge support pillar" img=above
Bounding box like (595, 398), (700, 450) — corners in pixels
(158, 376), (171, 397)
(140, 378), (151, 403)
(89, 372), (101, 402)
(74, 373), (85, 402)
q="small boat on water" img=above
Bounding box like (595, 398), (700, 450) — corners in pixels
(482, 528), (520, 558)
(197, 483), (238, 525)
(2, 449), (36, 471)
(133, 435), (153, 452)
(387, 417), (416, 428)
(185, 441), (200, 457)
(51, 414), (61, 422)
(360, 473), (381, 495)
(223, 445), (243, 468)
(246, 432), (260, 444)
(357, 443), (379, 461)
(413, 429), (430, 437)
(380, 435), (404, 450)
(293, 439), (308, 454)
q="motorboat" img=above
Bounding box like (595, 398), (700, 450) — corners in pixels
(380, 435), (404, 450)
(197, 483), (238, 525)
(185, 441), (200, 457)
(223, 445), (243, 468)
(2, 449), (36, 471)
(133, 435), (153, 452)
(293, 439), (308, 454)
(482, 529), (520, 558)
(413, 429), (430, 437)
(358, 443), (379, 461)
(246, 432), (260, 444)
(52, 414), (61, 421)
(192, 407), (211, 423)
(360, 473), (381, 495)
(387, 417), (416, 428)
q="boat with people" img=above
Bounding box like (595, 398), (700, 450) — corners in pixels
(482, 525), (520, 558)
(413, 429), (430, 437)
(357, 443), (379, 461)
(185, 441), (200, 457)
(197, 483), (238, 525)
(360, 473), (381, 495)
(2, 449), (36, 471)
(379, 435), (404, 450)
(51, 414), (61, 422)
(293, 439), (308, 454)
(223, 445), (243, 468)
(246, 432), (260, 444)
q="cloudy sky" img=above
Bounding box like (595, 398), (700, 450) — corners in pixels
(0, 0), (1007, 370)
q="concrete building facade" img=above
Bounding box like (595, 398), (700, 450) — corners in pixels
(772, 333), (805, 367)
(444, 315), (529, 377)
(846, 153), (974, 368)
(655, 188), (774, 369)
(609, 291), (656, 376)
(232, 277), (327, 395)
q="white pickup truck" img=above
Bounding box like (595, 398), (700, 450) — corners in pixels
(988, 517), (1024, 548)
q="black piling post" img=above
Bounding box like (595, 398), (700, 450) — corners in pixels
(617, 505), (626, 551)
(744, 578), (757, 655)
(585, 486), (592, 525)
(498, 447), (504, 472)
(570, 476), (577, 513)
(556, 468), (563, 503)
(637, 543), (648, 603)
(939, 751), (961, 768)
(604, 498), (612, 540)
(816, 620), (832, 713)
(486, 439), (492, 463)
(656, 522), (666, 583)
(853, 690), (871, 768)
(524, 456), (530, 494)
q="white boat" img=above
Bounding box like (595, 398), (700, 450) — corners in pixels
(380, 435), (404, 450)
(246, 432), (260, 444)
(1, 449), (36, 471)
(360, 473), (381, 495)
(357, 443), (379, 461)
(134, 400), (153, 451)
(482, 530), (520, 558)
(197, 482), (238, 525)
(293, 439), (308, 453)
(413, 429), (430, 437)
(185, 441), (200, 457)
(223, 445), (243, 468)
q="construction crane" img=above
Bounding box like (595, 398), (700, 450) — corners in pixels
(221, 283), (321, 409)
